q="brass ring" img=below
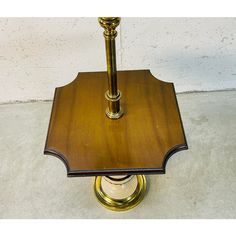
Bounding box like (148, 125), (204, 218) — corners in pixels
(105, 90), (122, 101)
(105, 107), (124, 119)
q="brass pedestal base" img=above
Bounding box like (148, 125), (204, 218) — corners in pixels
(94, 175), (146, 211)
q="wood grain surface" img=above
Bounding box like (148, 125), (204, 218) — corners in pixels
(44, 70), (188, 177)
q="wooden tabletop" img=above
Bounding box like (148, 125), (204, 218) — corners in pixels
(44, 70), (188, 177)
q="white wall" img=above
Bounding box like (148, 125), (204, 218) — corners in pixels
(0, 17), (236, 103)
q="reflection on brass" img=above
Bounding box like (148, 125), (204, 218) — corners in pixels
(94, 175), (146, 211)
(98, 17), (123, 119)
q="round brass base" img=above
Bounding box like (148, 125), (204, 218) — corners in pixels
(94, 175), (146, 211)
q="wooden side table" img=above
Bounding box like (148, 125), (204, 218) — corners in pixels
(44, 17), (188, 211)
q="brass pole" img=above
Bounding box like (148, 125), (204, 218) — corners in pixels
(98, 17), (123, 119)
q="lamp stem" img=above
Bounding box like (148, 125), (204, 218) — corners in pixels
(98, 17), (123, 119)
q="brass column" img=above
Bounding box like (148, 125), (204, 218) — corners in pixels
(98, 17), (123, 119)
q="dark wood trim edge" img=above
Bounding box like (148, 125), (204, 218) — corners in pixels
(161, 143), (188, 174)
(44, 148), (70, 174)
(160, 83), (189, 173)
(43, 142), (187, 177)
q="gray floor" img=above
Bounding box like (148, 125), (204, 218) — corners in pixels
(0, 91), (235, 218)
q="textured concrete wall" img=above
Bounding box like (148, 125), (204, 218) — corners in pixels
(0, 17), (236, 103)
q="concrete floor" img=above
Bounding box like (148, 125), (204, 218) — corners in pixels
(0, 91), (235, 218)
